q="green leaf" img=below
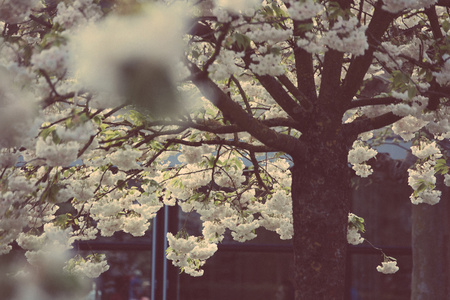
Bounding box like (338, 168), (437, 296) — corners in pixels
(407, 86), (417, 99)
(296, 23), (314, 33)
(93, 115), (103, 126)
(234, 33), (251, 51)
(425, 70), (434, 82)
(349, 215), (365, 233)
(269, 47), (281, 55)
(41, 126), (56, 141)
(192, 50), (200, 59)
(51, 130), (61, 144)
(442, 19), (450, 33)
(434, 158), (449, 175)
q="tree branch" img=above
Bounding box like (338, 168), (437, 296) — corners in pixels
(343, 112), (403, 135)
(189, 63), (306, 157)
(249, 151), (270, 193)
(318, 49), (344, 108)
(256, 74), (306, 120)
(424, 6), (444, 40)
(167, 138), (275, 153)
(437, 0), (450, 8)
(277, 74), (313, 111)
(230, 76), (252, 114)
(347, 97), (402, 109)
(192, 117), (299, 134)
(202, 22), (231, 73)
(293, 20), (317, 102)
(340, 2), (397, 105)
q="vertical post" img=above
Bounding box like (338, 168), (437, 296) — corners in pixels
(151, 214), (158, 300)
(162, 205), (169, 300)
(151, 209), (166, 300)
(151, 206), (179, 300)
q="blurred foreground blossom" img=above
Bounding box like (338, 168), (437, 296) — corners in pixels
(2, 225), (92, 300)
(69, 3), (188, 117)
(0, 69), (37, 148)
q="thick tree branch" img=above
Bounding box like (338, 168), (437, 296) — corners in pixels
(230, 76), (252, 114)
(343, 112), (403, 135)
(341, 2), (396, 105)
(293, 20), (317, 102)
(192, 117), (298, 134)
(120, 118), (298, 134)
(424, 6), (444, 40)
(347, 97), (402, 109)
(437, 0), (450, 7)
(256, 74), (306, 120)
(318, 49), (344, 109)
(167, 138), (275, 153)
(249, 151), (271, 193)
(277, 74), (313, 111)
(202, 23), (230, 73)
(189, 63), (306, 157)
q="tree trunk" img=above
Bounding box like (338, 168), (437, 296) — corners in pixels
(291, 132), (352, 299)
(411, 182), (450, 300)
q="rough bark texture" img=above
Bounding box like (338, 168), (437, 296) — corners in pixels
(411, 182), (450, 300)
(291, 128), (352, 300)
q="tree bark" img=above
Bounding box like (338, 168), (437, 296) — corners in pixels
(411, 182), (450, 300)
(291, 131), (352, 299)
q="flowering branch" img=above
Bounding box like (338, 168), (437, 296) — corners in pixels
(292, 20), (317, 102)
(341, 3), (397, 104)
(167, 138), (274, 153)
(189, 63), (306, 157)
(344, 112), (403, 136)
(347, 97), (402, 109)
(256, 74), (307, 120)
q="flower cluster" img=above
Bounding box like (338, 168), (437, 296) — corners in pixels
(382, 0), (437, 13)
(246, 23), (293, 44)
(0, 0), (40, 23)
(31, 46), (70, 77)
(53, 0), (103, 31)
(408, 140), (444, 205)
(214, 0), (261, 15)
(322, 17), (368, 56)
(376, 260), (399, 274)
(347, 213), (364, 245)
(250, 53), (285, 76)
(392, 115), (428, 141)
(65, 254), (110, 278)
(207, 50), (243, 81)
(433, 55), (450, 86)
(348, 141), (378, 177)
(286, 0), (323, 21)
(166, 233), (218, 276)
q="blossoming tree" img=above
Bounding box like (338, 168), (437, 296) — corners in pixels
(0, 0), (449, 299)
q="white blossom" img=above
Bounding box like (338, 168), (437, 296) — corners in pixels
(35, 138), (79, 167)
(0, 0), (40, 23)
(108, 145), (143, 171)
(433, 55), (450, 86)
(246, 23), (293, 44)
(347, 227), (364, 245)
(376, 260), (399, 274)
(392, 115), (428, 141)
(250, 53), (285, 76)
(214, 0), (261, 15)
(322, 17), (368, 56)
(382, 0), (437, 13)
(31, 46), (69, 77)
(444, 174), (450, 187)
(348, 141), (377, 177)
(411, 141), (441, 160)
(68, 3), (187, 107)
(286, 0), (323, 21)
